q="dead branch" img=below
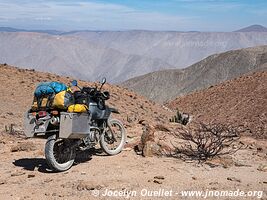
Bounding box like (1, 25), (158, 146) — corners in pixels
(171, 122), (244, 161)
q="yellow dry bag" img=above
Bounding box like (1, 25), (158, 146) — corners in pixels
(52, 91), (74, 109)
(67, 104), (88, 113)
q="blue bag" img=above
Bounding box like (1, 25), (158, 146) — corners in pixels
(34, 82), (67, 97)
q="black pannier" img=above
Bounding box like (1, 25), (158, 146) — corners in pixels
(74, 91), (89, 105)
(81, 87), (95, 95)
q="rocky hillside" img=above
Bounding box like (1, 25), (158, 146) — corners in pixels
(0, 67), (266, 200)
(0, 64), (173, 138)
(122, 46), (267, 103)
(168, 71), (267, 138)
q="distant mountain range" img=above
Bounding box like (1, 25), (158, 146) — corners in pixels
(0, 25), (267, 82)
(234, 24), (267, 32)
(0, 27), (64, 35)
(122, 46), (267, 103)
(1, 24), (267, 34)
(0, 32), (172, 82)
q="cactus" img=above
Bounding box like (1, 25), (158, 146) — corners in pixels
(169, 108), (189, 125)
(5, 124), (15, 134)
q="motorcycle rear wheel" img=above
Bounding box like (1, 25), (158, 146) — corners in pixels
(100, 119), (126, 155)
(45, 134), (76, 172)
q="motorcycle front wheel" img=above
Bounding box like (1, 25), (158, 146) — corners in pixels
(45, 134), (76, 172)
(100, 119), (126, 155)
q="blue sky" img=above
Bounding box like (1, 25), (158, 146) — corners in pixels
(0, 0), (266, 31)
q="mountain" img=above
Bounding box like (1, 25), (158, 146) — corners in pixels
(68, 30), (267, 68)
(235, 24), (267, 32)
(0, 27), (22, 32)
(121, 46), (267, 103)
(168, 71), (267, 138)
(0, 27), (64, 35)
(0, 32), (172, 82)
(0, 29), (267, 83)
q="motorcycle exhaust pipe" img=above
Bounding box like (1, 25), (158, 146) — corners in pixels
(50, 116), (60, 125)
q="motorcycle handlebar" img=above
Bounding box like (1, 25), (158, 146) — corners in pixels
(72, 78), (109, 100)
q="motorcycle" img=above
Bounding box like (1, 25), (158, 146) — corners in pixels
(24, 78), (126, 172)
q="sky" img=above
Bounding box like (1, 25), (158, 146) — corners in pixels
(0, 0), (266, 31)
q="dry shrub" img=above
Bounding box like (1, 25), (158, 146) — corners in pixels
(171, 122), (244, 161)
(5, 124), (25, 139)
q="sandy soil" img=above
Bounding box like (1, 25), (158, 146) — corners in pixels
(0, 134), (266, 200)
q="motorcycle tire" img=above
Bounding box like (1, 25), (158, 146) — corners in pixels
(45, 134), (76, 172)
(100, 119), (126, 155)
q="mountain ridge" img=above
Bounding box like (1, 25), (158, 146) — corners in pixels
(235, 24), (267, 32)
(1, 27), (267, 83)
(0, 32), (173, 82)
(121, 45), (267, 103)
(1, 24), (267, 34)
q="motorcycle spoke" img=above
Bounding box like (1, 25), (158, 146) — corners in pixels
(104, 122), (123, 150)
(53, 140), (72, 164)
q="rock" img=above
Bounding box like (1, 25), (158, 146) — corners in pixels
(209, 182), (218, 185)
(11, 142), (37, 152)
(44, 178), (53, 183)
(76, 181), (103, 191)
(27, 174), (35, 178)
(192, 176), (197, 180)
(11, 171), (26, 177)
(143, 141), (161, 157)
(257, 147), (263, 152)
(153, 180), (163, 184)
(227, 177), (241, 183)
(205, 162), (219, 168)
(126, 115), (138, 123)
(61, 181), (76, 189)
(152, 176), (165, 184)
(234, 162), (252, 167)
(154, 124), (170, 132)
(257, 164), (267, 172)
(135, 122), (163, 157)
(220, 156), (235, 168)
(154, 176), (165, 180)
(206, 156), (234, 168)
(123, 147), (132, 151)
(141, 123), (155, 144)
